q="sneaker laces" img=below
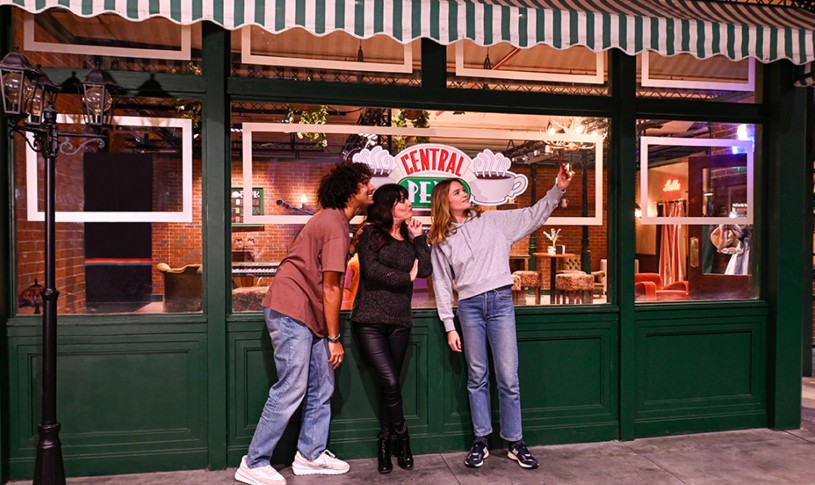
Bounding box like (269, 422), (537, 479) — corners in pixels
(468, 441), (486, 459)
(512, 441), (532, 458)
(315, 449), (338, 464)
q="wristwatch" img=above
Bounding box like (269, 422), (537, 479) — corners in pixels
(327, 334), (341, 343)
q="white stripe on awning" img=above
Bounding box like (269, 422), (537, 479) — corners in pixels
(2, 0), (815, 64)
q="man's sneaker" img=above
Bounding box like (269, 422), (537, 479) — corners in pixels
(464, 440), (489, 468)
(292, 449), (350, 475)
(507, 440), (539, 469)
(234, 455), (286, 485)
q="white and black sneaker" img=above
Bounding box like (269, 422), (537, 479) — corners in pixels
(507, 440), (539, 469)
(464, 439), (489, 468)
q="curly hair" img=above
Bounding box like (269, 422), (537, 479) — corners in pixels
(317, 162), (373, 209)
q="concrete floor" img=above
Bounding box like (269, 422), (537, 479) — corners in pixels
(10, 377), (815, 485)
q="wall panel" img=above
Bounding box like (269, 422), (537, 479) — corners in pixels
(6, 325), (208, 479)
(634, 310), (767, 436)
(227, 310), (619, 465)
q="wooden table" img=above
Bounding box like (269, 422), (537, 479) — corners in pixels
(533, 252), (577, 304)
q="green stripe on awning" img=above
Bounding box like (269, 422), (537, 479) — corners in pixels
(355, 0), (364, 36)
(373, 0), (383, 33)
(431, 0), (440, 40)
(518, 7), (528, 47)
(315, 0), (326, 33)
(2, 0), (815, 65)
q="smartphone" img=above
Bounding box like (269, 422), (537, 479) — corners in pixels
(557, 153), (573, 176)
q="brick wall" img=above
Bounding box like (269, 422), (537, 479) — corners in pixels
(511, 163), (608, 287)
(15, 98), (87, 314)
(229, 158), (343, 263)
(151, 158), (204, 295)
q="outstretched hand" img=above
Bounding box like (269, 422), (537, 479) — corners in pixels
(557, 163), (574, 191)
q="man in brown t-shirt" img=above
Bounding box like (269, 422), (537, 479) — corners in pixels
(236, 162), (373, 485)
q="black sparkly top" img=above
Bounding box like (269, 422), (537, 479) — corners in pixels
(351, 225), (432, 326)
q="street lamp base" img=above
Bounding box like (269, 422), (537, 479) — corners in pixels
(33, 422), (66, 485)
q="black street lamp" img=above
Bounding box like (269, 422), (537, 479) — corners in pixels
(0, 51), (118, 485)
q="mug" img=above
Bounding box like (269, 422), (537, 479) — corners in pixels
(470, 172), (528, 205)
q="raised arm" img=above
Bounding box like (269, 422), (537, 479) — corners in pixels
(492, 164), (573, 242)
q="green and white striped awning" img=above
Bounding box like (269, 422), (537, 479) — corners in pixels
(3, 0), (815, 65)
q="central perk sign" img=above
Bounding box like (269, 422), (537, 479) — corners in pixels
(353, 143), (528, 208)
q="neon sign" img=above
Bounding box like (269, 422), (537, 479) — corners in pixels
(662, 179), (681, 192)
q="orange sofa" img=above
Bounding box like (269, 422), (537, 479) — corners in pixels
(634, 273), (688, 301)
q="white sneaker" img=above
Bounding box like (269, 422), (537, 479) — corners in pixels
(234, 455), (286, 485)
(291, 449), (351, 475)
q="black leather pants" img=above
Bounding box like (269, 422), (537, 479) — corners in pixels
(353, 323), (411, 438)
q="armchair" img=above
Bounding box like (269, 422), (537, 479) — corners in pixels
(156, 263), (202, 312)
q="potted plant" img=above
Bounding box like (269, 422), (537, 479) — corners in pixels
(287, 104), (329, 147)
(543, 228), (561, 254)
(392, 109), (431, 152)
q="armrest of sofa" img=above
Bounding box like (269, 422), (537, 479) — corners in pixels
(634, 281), (657, 301)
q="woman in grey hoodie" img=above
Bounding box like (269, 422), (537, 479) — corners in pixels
(428, 165), (572, 470)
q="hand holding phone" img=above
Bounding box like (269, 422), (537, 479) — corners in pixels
(557, 153), (575, 178)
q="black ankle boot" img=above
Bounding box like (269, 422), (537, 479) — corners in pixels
(395, 433), (413, 470)
(377, 437), (393, 474)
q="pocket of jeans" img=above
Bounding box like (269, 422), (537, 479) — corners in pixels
(494, 286), (513, 300)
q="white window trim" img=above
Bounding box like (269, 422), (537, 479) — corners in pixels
(639, 135), (754, 225)
(454, 42), (605, 84)
(241, 28), (414, 74)
(641, 52), (755, 92)
(26, 115), (194, 223)
(241, 122), (605, 226)
(24, 15), (192, 61)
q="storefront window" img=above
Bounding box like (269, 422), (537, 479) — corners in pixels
(13, 97), (203, 315)
(635, 120), (759, 302)
(12, 9), (202, 75)
(637, 52), (755, 103)
(232, 28), (421, 85)
(448, 41), (608, 95)
(230, 103), (609, 311)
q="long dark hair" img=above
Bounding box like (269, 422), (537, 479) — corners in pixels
(365, 183), (411, 251)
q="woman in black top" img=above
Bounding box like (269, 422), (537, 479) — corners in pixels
(351, 183), (432, 474)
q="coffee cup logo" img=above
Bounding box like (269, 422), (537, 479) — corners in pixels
(352, 146), (397, 188)
(469, 149), (528, 205)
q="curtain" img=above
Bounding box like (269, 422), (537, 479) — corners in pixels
(659, 201), (687, 286)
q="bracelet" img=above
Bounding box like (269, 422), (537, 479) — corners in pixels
(327, 334), (341, 343)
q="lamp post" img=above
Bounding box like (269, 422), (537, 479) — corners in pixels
(0, 51), (118, 485)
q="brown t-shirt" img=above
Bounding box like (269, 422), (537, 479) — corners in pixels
(263, 208), (350, 337)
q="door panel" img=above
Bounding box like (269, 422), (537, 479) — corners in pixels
(687, 154), (751, 300)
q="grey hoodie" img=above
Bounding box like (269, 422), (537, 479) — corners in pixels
(431, 184), (565, 332)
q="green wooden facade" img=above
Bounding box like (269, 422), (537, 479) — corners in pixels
(1, 14), (812, 483)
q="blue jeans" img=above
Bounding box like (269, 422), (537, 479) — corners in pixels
(247, 308), (335, 467)
(457, 285), (522, 442)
